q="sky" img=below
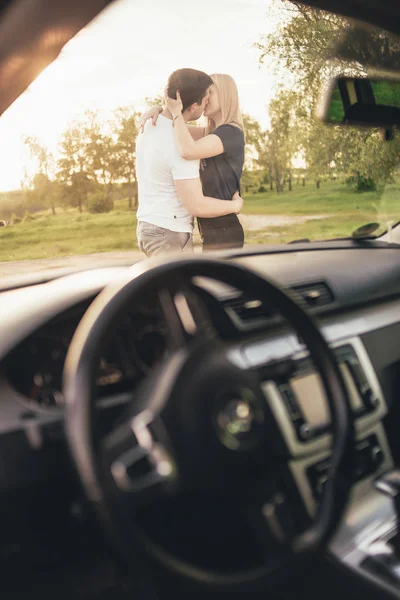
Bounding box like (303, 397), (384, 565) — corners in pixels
(0, 0), (287, 192)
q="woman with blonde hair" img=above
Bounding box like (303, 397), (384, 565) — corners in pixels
(140, 74), (245, 251)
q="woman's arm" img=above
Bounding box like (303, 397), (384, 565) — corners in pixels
(187, 125), (206, 141)
(138, 105), (163, 133)
(138, 106), (205, 139)
(167, 92), (224, 160)
(173, 115), (223, 160)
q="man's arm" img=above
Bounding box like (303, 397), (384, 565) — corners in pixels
(175, 178), (242, 218)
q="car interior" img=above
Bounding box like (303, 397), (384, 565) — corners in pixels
(2, 0), (400, 599)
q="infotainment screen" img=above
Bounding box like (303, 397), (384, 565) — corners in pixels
(290, 362), (364, 428)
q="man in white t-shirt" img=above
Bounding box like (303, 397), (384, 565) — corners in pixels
(135, 68), (242, 257)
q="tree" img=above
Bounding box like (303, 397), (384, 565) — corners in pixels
(112, 106), (140, 210)
(255, 4), (355, 100)
(256, 1), (400, 190)
(24, 136), (57, 214)
(56, 122), (92, 213)
(82, 110), (119, 205)
(302, 120), (336, 188)
(239, 113), (269, 193)
(339, 128), (400, 191)
(242, 113), (265, 169)
(29, 173), (62, 211)
(262, 90), (302, 192)
(241, 169), (262, 194)
(145, 94), (164, 109)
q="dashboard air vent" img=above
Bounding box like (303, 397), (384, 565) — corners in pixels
(223, 296), (273, 324)
(290, 281), (334, 308)
(223, 281), (334, 327)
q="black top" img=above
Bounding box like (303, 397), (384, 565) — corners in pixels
(200, 124), (245, 201)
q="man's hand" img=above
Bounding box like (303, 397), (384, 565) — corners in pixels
(231, 191), (243, 215)
(166, 89), (183, 119)
(138, 106), (162, 133)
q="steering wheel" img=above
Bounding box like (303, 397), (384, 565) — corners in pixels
(63, 257), (353, 586)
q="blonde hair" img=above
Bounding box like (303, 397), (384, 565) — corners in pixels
(206, 74), (244, 136)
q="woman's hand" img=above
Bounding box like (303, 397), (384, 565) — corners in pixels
(138, 106), (162, 133)
(231, 191), (243, 215)
(166, 89), (183, 119)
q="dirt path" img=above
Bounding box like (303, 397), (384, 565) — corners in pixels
(238, 213), (330, 230)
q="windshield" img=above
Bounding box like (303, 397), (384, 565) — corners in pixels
(0, 0), (399, 270)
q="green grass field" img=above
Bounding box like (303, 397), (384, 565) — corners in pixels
(0, 181), (398, 262)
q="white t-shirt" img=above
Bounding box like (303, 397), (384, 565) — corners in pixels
(136, 115), (199, 233)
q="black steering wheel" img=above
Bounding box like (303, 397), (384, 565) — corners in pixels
(63, 257), (353, 586)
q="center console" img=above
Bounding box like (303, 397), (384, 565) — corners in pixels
(252, 332), (400, 596)
(254, 336), (392, 514)
(237, 295), (400, 597)
(278, 342), (379, 443)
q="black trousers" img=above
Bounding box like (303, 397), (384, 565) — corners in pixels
(198, 214), (244, 251)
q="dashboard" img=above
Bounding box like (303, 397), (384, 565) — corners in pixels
(0, 242), (400, 595)
(2, 298), (170, 411)
(0, 244), (399, 443)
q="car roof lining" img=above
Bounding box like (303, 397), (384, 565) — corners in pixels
(0, 0), (398, 117)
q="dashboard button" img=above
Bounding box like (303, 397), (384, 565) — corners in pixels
(299, 423), (311, 440)
(371, 446), (384, 466)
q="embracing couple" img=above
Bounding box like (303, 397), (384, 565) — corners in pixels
(136, 68), (245, 256)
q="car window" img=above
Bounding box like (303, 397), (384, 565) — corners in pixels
(0, 0), (399, 267)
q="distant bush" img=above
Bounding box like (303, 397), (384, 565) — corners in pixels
(346, 174), (377, 192)
(88, 191), (113, 214)
(258, 185), (267, 193)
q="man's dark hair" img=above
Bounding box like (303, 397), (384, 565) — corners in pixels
(167, 68), (213, 112)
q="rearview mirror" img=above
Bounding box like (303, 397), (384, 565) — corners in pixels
(318, 76), (400, 130)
